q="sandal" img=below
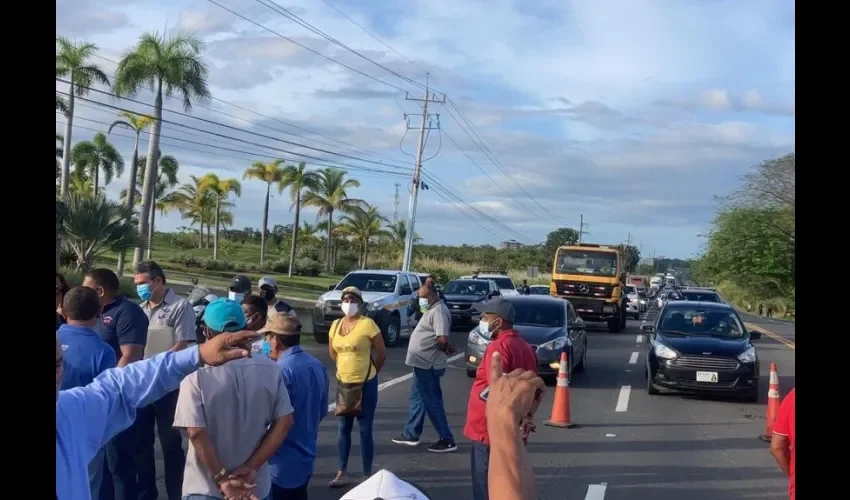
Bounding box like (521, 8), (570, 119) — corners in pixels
(329, 476), (349, 488)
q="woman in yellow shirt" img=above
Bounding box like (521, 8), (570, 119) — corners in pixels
(328, 286), (387, 488)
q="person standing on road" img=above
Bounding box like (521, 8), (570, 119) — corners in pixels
(518, 279), (530, 295)
(328, 286), (387, 488)
(56, 328), (261, 500)
(263, 313), (329, 500)
(84, 268), (149, 500)
(464, 297), (540, 500)
(258, 276), (296, 317)
(57, 272), (71, 329)
(393, 282), (458, 453)
(230, 274), (253, 302)
(134, 260), (197, 500)
(174, 298), (295, 500)
(770, 388), (795, 500)
(58, 286), (118, 500)
(243, 295), (271, 356)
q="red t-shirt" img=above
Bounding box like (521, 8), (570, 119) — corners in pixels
(773, 388), (795, 500)
(463, 329), (538, 445)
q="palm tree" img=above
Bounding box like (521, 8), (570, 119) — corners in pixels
(69, 172), (97, 197)
(243, 159), (285, 265)
(71, 132), (124, 194)
(60, 192), (138, 273)
(113, 31), (210, 268)
(56, 37), (109, 198)
(172, 176), (216, 248)
(198, 174), (241, 260)
(56, 94), (69, 117)
(279, 162), (319, 277)
(56, 133), (64, 182)
(301, 168), (365, 272)
(383, 219), (421, 260)
(339, 205), (389, 269)
(119, 153), (179, 260)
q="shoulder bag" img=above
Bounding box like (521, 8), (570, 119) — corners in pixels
(333, 319), (373, 417)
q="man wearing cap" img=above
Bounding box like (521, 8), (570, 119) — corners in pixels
(229, 274), (253, 302)
(464, 296), (539, 500)
(174, 299), (295, 500)
(258, 276), (296, 317)
(261, 313), (329, 500)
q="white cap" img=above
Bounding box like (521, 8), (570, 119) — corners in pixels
(258, 276), (277, 289)
(339, 470), (429, 500)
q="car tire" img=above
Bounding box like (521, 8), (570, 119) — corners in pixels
(647, 376), (660, 395)
(466, 368), (476, 378)
(383, 315), (401, 348)
(574, 342), (587, 372)
(314, 329), (329, 344)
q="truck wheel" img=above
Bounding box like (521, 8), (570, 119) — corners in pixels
(383, 315), (401, 347)
(620, 306), (627, 328)
(607, 315), (623, 333)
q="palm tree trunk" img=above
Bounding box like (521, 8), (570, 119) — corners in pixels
(134, 78), (163, 268)
(326, 211), (334, 273)
(213, 195), (221, 260)
(198, 224), (203, 248)
(260, 182), (270, 265)
(364, 241), (369, 269)
(287, 190), (301, 278)
(146, 203), (155, 260)
(116, 133), (140, 276)
(93, 165), (100, 195)
(60, 77), (75, 199)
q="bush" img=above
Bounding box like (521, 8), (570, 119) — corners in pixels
(168, 232), (197, 250)
(59, 267), (137, 298)
(169, 252), (202, 268)
(268, 259), (290, 274)
(199, 258), (237, 272)
(293, 257), (321, 277)
(220, 240), (238, 257)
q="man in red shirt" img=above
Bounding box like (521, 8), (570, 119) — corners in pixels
(770, 388), (795, 500)
(464, 297), (539, 500)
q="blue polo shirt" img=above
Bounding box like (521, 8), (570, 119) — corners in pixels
(58, 324), (116, 390)
(268, 346), (329, 489)
(93, 296), (149, 360)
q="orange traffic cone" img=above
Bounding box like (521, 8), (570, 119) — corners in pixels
(544, 351), (577, 428)
(759, 363), (780, 442)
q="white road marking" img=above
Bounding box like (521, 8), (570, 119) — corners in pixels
(584, 483), (608, 500)
(636, 334), (643, 343)
(628, 352), (639, 364)
(328, 352), (465, 412)
(615, 385), (631, 412)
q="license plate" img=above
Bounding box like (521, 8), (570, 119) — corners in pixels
(696, 371), (718, 383)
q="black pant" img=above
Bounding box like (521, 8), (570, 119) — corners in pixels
(135, 389), (185, 500)
(470, 442), (489, 500)
(99, 423), (139, 500)
(271, 480), (309, 500)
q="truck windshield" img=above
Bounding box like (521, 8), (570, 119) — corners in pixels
(556, 250), (618, 277)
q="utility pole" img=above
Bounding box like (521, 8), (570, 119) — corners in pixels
(401, 78), (444, 272)
(393, 183), (400, 222)
(626, 232), (632, 247)
(578, 214), (590, 244)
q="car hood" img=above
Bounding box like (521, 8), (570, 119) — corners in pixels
(514, 325), (567, 345)
(321, 290), (394, 303)
(444, 294), (487, 303)
(657, 333), (751, 357)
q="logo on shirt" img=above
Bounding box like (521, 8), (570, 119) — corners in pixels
(102, 315), (114, 325)
(61, 344), (69, 351)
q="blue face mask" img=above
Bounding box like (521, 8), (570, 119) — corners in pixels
(418, 297), (430, 312)
(261, 340), (271, 357)
(136, 283), (153, 301)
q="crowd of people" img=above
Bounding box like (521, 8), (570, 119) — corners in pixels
(56, 262), (547, 500)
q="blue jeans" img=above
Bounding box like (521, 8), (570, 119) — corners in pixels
(99, 423), (138, 500)
(89, 447), (105, 500)
(470, 441), (489, 500)
(402, 368), (454, 442)
(337, 376), (378, 475)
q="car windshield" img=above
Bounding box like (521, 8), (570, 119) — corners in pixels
(556, 250), (618, 277)
(681, 292), (720, 303)
(443, 280), (489, 295)
(529, 286), (549, 295)
(626, 285), (637, 294)
(513, 301), (564, 327)
(480, 277), (513, 290)
(658, 307), (746, 338)
(336, 273), (397, 293)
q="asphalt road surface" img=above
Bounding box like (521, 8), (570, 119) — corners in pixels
(152, 318), (795, 500)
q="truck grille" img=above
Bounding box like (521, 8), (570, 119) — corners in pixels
(327, 300), (342, 312)
(447, 302), (473, 310)
(556, 281), (614, 299)
(672, 356), (739, 371)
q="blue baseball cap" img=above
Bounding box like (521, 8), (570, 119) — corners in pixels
(204, 298), (247, 332)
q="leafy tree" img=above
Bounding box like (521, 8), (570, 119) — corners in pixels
(71, 132), (124, 195)
(543, 227), (579, 269)
(615, 244), (641, 273)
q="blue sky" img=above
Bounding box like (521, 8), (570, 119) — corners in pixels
(56, 0), (795, 259)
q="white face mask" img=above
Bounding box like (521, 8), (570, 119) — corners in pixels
(478, 320), (494, 340)
(229, 291), (245, 302)
(341, 302), (359, 317)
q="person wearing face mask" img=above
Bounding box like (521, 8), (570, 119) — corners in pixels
(258, 276), (296, 318)
(241, 295), (271, 356)
(327, 286), (387, 488)
(58, 286), (117, 500)
(393, 283), (458, 453)
(229, 274), (253, 302)
(464, 296), (539, 500)
(261, 313), (329, 499)
(133, 260), (196, 500)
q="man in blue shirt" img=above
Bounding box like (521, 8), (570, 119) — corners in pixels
(261, 313), (329, 500)
(56, 330), (261, 500)
(84, 268), (149, 500)
(57, 286), (117, 500)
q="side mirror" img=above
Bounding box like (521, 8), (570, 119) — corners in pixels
(327, 284), (336, 291)
(749, 329), (762, 340)
(191, 277), (199, 285)
(491, 290), (501, 297)
(640, 324), (655, 333)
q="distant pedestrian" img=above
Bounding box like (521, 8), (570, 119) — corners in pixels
(393, 282), (457, 453)
(770, 388), (795, 500)
(758, 304), (764, 317)
(263, 313), (330, 500)
(58, 286), (117, 500)
(174, 298), (295, 500)
(328, 286), (387, 488)
(464, 297), (539, 500)
(84, 268), (149, 500)
(242, 295), (271, 357)
(56, 272), (70, 330)
(229, 274), (253, 302)
(259, 276), (296, 317)
(134, 260), (196, 500)
(518, 279), (530, 295)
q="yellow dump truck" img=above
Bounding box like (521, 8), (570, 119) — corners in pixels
(550, 243), (628, 332)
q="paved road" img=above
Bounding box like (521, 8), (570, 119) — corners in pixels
(150, 317), (795, 499)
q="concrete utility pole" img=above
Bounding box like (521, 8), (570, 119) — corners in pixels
(393, 183), (400, 222)
(578, 214), (590, 244)
(401, 79), (444, 272)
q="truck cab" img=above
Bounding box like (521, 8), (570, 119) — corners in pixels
(549, 243), (628, 332)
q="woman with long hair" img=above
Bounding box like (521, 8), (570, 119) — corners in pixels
(56, 272), (70, 330)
